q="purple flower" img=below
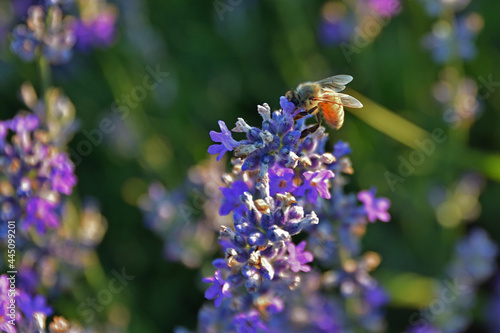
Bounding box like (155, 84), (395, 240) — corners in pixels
(422, 16), (481, 64)
(357, 188), (390, 222)
(12, 0), (38, 17)
(19, 293), (53, 319)
(11, 6), (76, 64)
(219, 180), (249, 216)
(279, 96), (296, 115)
(450, 228), (498, 281)
(202, 270), (232, 307)
(233, 310), (268, 333)
(407, 324), (441, 333)
(269, 167), (296, 196)
(333, 140), (351, 158)
(319, 19), (353, 46)
(364, 285), (389, 307)
(294, 169), (335, 204)
(10, 114), (39, 133)
(23, 197), (60, 233)
(50, 152), (77, 195)
(367, 0), (401, 17)
(208, 120), (240, 161)
(92, 11), (117, 46)
(10, 25), (40, 62)
(287, 241), (314, 273)
(73, 10), (117, 51)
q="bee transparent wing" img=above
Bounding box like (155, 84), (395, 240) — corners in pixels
(337, 93), (363, 108)
(315, 75), (353, 92)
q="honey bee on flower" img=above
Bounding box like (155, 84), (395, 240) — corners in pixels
(285, 75), (363, 138)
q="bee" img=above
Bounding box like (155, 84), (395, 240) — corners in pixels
(285, 75), (363, 138)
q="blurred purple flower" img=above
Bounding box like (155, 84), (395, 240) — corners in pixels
(486, 274), (500, 331)
(208, 120), (240, 161)
(10, 113), (39, 133)
(23, 197), (60, 233)
(10, 5), (76, 64)
(357, 188), (390, 222)
(317, 2), (353, 46)
(287, 241), (314, 273)
(19, 293), (53, 319)
(449, 228), (498, 281)
(233, 310), (268, 333)
(333, 140), (351, 158)
(422, 16), (482, 64)
(364, 285), (389, 307)
(12, 0), (38, 17)
(407, 324), (441, 333)
(73, 10), (117, 51)
(50, 152), (77, 195)
(319, 19), (353, 45)
(367, 0), (401, 18)
(202, 270), (232, 307)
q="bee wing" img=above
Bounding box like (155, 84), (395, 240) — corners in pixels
(315, 75), (353, 92)
(337, 93), (363, 108)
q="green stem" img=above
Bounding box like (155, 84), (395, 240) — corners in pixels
(38, 56), (52, 96)
(38, 55), (52, 120)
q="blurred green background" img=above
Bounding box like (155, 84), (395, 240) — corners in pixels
(1, 0), (500, 332)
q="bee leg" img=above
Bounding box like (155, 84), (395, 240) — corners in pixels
(294, 106), (318, 120)
(300, 113), (321, 139)
(294, 112), (308, 120)
(307, 106), (319, 115)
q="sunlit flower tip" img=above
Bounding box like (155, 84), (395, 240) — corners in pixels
(357, 188), (391, 223)
(257, 103), (271, 121)
(232, 118), (253, 133)
(202, 270), (232, 307)
(320, 152), (336, 164)
(269, 167), (296, 196)
(208, 120), (240, 161)
(287, 241), (314, 273)
(294, 169), (335, 204)
(219, 180), (249, 216)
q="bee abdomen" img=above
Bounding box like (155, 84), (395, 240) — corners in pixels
(320, 100), (344, 130)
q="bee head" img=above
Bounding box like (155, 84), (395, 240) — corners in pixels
(286, 90), (301, 107)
